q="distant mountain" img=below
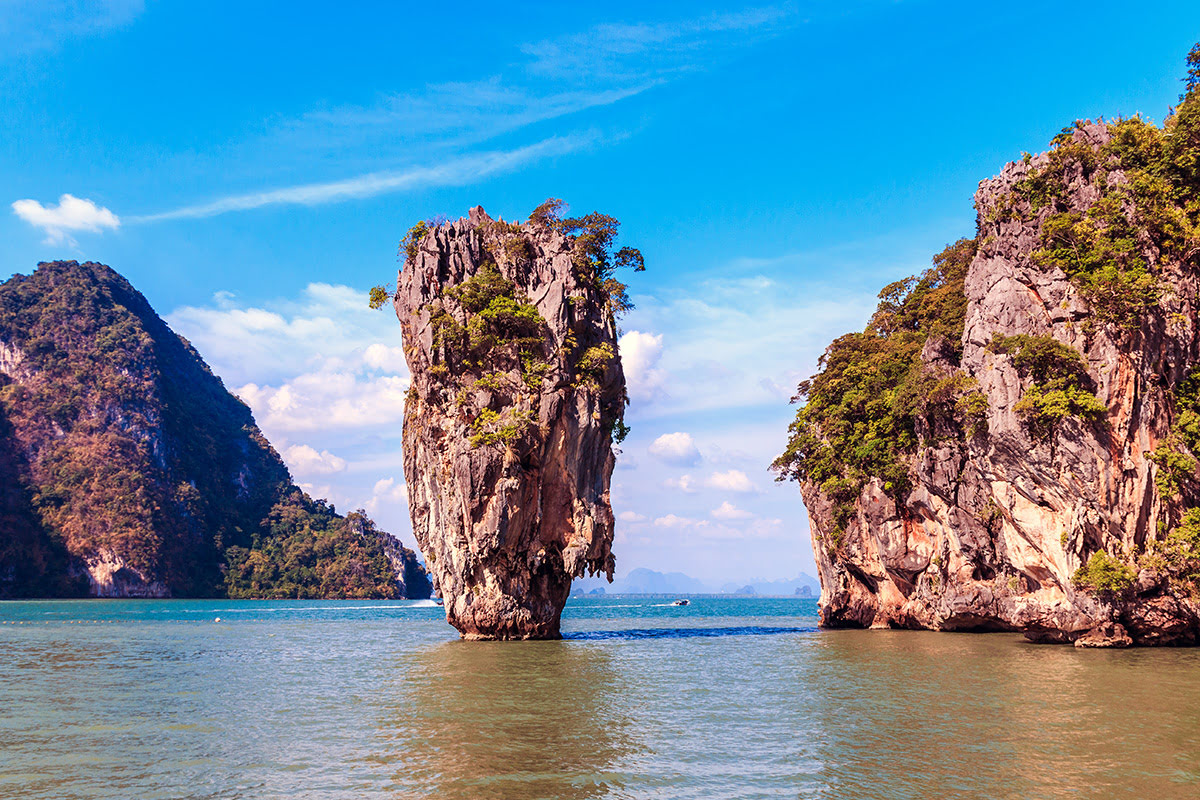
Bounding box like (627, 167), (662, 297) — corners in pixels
(573, 568), (820, 596)
(0, 261), (430, 599)
(720, 575), (821, 596)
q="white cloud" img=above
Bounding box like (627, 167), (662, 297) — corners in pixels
(663, 475), (697, 493)
(285, 77), (653, 156)
(712, 501), (753, 520)
(521, 6), (795, 81)
(366, 477), (409, 513)
(363, 343), (407, 372)
(705, 469), (758, 494)
(168, 283), (406, 386)
(653, 514), (697, 529)
(618, 510), (647, 523)
(619, 330), (666, 402)
(130, 133), (599, 223)
(236, 372), (408, 433)
(649, 431), (701, 466)
(11, 194), (120, 246)
(283, 444), (348, 476)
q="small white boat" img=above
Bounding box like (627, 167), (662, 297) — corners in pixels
(672, 599), (690, 606)
(433, 598), (444, 606)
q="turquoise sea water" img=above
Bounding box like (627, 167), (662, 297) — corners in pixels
(2, 595), (1199, 799)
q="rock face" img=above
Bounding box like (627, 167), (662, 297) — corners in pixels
(394, 206), (628, 639)
(785, 115), (1200, 645)
(0, 261), (429, 599)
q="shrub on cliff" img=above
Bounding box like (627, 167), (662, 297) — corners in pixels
(1072, 550), (1135, 594)
(986, 334), (1107, 433)
(772, 238), (979, 531)
(998, 46), (1200, 333)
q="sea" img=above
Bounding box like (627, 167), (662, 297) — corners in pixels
(1, 595), (1198, 799)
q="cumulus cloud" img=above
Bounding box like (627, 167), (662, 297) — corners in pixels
(366, 477), (408, 513)
(282, 444), (348, 476)
(363, 343), (407, 372)
(11, 194), (120, 246)
(618, 510), (648, 523)
(168, 283), (408, 386)
(653, 514), (697, 529)
(663, 475), (697, 493)
(649, 431), (701, 466)
(619, 330), (666, 402)
(705, 469), (758, 494)
(711, 501), (753, 520)
(236, 372), (409, 432)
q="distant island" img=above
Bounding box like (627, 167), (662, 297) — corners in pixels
(573, 567), (820, 597)
(0, 261), (430, 600)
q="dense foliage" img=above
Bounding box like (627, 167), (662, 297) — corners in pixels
(771, 238), (980, 536)
(0, 262), (427, 598)
(998, 44), (1200, 331)
(1072, 550), (1135, 594)
(986, 334), (1107, 434)
(224, 501), (430, 599)
(391, 201), (643, 453)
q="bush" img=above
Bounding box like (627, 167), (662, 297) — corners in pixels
(400, 220), (430, 262)
(469, 408), (537, 449)
(773, 239), (979, 502)
(988, 334), (1107, 432)
(1072, 550), (1135, 593)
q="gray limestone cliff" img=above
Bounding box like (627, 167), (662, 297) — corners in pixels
(779, 109), (1200, 646)
(393, 205), (633, 639)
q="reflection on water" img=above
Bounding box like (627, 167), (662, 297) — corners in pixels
(376, 640), (633, 799)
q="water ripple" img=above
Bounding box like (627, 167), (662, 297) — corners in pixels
(565, 625), (815, 641)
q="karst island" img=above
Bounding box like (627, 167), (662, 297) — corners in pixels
(376, 200), (642, 639)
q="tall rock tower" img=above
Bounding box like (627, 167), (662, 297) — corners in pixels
(393, 203), (639, 639)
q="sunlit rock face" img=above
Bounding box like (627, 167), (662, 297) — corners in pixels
(395, 207), (625, 639)
(801, 123), (1200, 645)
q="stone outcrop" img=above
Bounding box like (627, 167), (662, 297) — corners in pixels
(797, 122), (1200, 645)
(394, 206), (627, 639)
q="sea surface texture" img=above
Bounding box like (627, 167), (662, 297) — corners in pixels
(2, 596), (1198, 799)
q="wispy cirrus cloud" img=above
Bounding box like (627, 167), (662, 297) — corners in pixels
(521, 5), (797, 82)
(130, 132), (600, 223)
(12, 6), (797, 233)
(272, 5), (796, 157)
(0, 0), (143, 58)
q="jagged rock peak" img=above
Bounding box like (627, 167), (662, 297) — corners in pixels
(394, 203), (638, 639)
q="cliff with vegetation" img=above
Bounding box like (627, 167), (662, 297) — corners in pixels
(0, 260), (430, 600)
(774, 46), (1200, 646)
(388, 202), (639, 639)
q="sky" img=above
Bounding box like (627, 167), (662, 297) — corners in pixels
(3, 0), (1200, 585)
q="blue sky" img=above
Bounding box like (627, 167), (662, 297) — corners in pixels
(4, 0), (1199, 584)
